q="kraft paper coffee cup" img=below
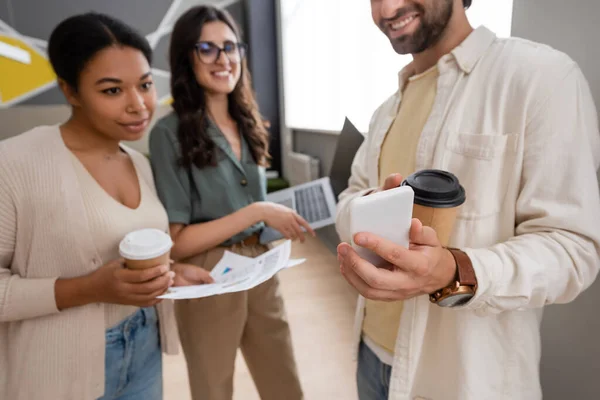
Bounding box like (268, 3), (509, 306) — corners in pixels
(119, 229), (173, 270)
(401, 170), (466, 246)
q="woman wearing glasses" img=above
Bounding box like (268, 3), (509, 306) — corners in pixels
(149, 6), (310, 400)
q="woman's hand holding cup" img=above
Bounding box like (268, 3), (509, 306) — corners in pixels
(85, 259), (174, 307)
(86, 228), (176, 306)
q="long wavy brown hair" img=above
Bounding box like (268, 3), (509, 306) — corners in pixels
(169, 6), (270, 169)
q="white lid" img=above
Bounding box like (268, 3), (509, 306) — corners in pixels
(119, 229), (173, 260)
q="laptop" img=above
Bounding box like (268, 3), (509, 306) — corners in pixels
(259, 118), (365, 244)
(328, 117), (366, 200)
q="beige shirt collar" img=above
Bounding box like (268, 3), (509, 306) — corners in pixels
(397, 25), (497, 90)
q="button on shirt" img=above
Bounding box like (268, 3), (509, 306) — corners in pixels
(335, 26), (600, 400)
(149, 112), (267, 246)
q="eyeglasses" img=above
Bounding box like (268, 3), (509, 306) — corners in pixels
(194, 41), (248, 64)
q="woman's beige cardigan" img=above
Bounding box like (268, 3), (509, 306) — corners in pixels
(0, 126), (179, 400)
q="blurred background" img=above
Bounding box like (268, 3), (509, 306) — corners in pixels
(1, 1), (599, 399)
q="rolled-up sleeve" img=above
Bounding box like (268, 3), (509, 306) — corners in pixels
(148, 123), (193, 225)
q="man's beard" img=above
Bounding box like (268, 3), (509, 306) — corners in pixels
(384, 0), (454, 55)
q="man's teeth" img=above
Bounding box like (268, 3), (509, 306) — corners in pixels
(392, 15), (416, 30)
(214, 71), (230, 77)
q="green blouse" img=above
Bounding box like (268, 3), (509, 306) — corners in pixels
(149, 112), (266, 246)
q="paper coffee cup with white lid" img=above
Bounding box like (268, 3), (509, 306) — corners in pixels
(119, 228), (173, 270)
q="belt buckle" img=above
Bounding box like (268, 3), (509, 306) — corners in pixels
(241, 233), (259, 247)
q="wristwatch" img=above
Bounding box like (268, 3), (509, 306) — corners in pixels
(429, 248), (478, 307)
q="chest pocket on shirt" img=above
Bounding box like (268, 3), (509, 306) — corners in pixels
(444, 133), (519, 219)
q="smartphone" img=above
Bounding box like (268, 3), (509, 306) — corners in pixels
(349, 185), (414, 267)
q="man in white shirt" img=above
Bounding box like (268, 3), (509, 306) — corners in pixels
(335, 1), (600, 399)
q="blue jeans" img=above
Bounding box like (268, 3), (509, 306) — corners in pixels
(357, 340), (392, 400)
(98, 307), (163, 400)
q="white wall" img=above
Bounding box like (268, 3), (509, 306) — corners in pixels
(279, 0), (513, 134)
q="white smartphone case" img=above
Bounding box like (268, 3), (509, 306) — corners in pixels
(349, 186), (414, 267)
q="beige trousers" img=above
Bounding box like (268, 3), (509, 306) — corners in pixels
(175, 243), (304, 400)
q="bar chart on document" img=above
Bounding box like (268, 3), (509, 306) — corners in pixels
(159, 240), (306, 300)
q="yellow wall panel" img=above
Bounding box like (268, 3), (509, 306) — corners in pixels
(0, 35), (56, 104)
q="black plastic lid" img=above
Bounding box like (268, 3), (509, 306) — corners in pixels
(401, 169), (466, 208)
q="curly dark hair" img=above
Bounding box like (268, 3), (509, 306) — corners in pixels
(169, 5), (270, 170)
(463, 0), (472, 8)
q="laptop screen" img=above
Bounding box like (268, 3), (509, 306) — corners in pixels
(328, 117), (365, 200)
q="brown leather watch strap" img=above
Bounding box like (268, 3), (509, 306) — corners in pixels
(447, 248), (477, 286)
